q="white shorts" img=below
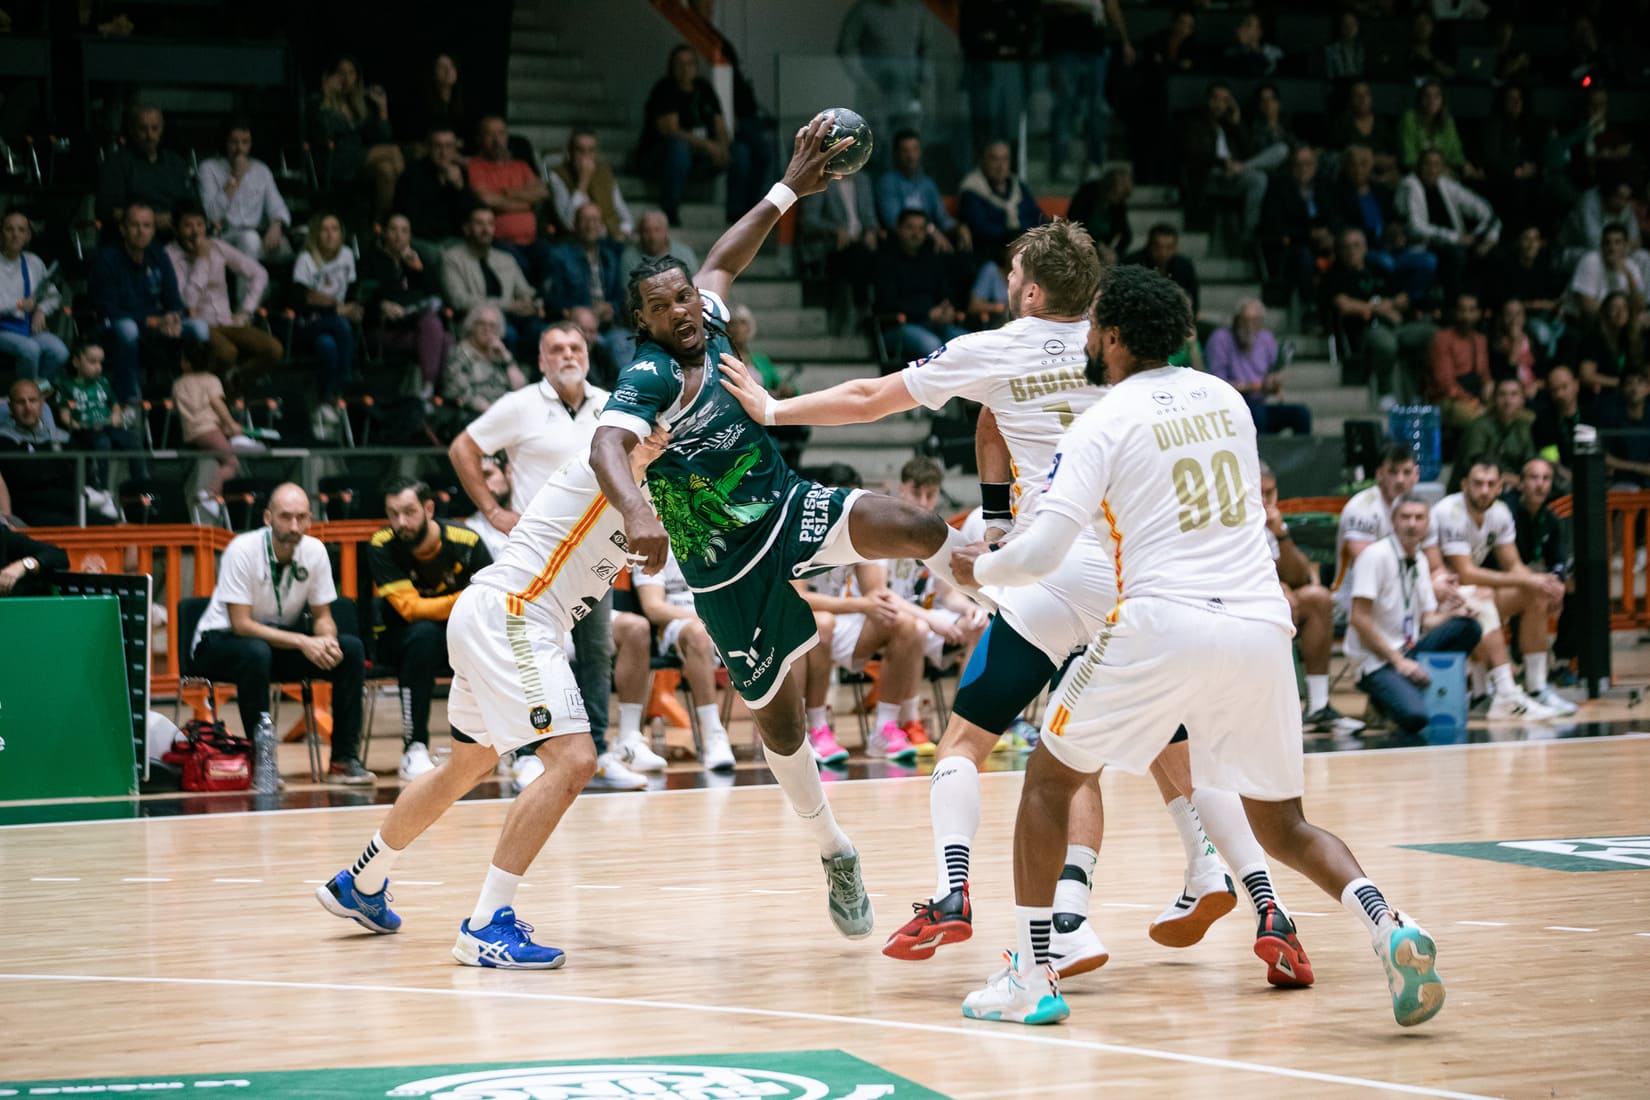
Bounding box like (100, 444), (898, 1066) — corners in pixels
(831, 612), (869, 672)
(659, 615), (721, 667)
(986, 528), (1117, 665)
(445, 586), (590, 754)
(1040, 597), (1305, 800)
(924, 607), (960, 665)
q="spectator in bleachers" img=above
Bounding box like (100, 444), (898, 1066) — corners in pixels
(966, 244), (1011, 330)
(440, 205), (543, 360)
(0, 518), (67, 597)
(957, 140), (1043, 261)
(1397, 81), (1471, 178)
(1328, 81), (1399, 186)
(196, 119), (292, 262)
(190, 483), (371, 784)
(173, 342), (254, 523)
(1405, 13), (1455, 83)
(1124, 6), (1198, 187)
(1557, 176), (1644, 272)
(1346, 495), (1481, 737)
(1396, 148), (1500, 301)
(1504, 459), (1566, 588)
(1217, 12), (1279, 78)
(459, 455), (512, 559)
(1260, 145), (1332, 322)
(291, 211), (361, 442)
(1246, 84), (1296, 177)
(442, 304), (525, 419)
(311, 56), (404, 220)
(1487, 16), (1533, 85)
(1181, 81), (1267, 242)
(837, 0), (931, 141)
(1454, 377), (1535, 492)
(545, 201), (629, 366)
(168, 202), (282, 394)
(1330, 144), (1435, 302)
(400, 54), (471, 148)
(689, 0), (776, 220)
(89, 202), (207, 405)
(1532, 364), (1582, 486)
(358, 213), (450, 402)
(1601, 368), (1650, 489)
(1324, 227), (1435, 404)
(639, 45), (730, 228)
(1066, 164), (1132, 266)
(1576, 291), (1644, 403)
(96, 105), (191, 233)
(567, 306), (619, 392)
(469, 116), (553, 287)
(620, 209), (700, 285)
(799, 175), (876, 333)
(1324, 10), (1365, 82)
(1124, 223), (1199, 314)
(1426, 290), (1492, 430)
(1486, 225), (1566, 356)
(1554, 14), (1612, 85)
(1478, 86), (1545, 233)
(0, 378), (79, 525)
(1490, 298), (1544, 398)
(875, 208), (966, 367)
(1042, 0), (1131, 184)
(632, 548), (736, 772)
(1566, 224), (1647, 320)
(549, 129), (635, 241)
(959, 0), (1037, 166)
(1206, 298), (1311, 436)
(51, 342), (144, 500)
(0, 209), (68, 386)
(875, 130), (966, 251)
(369, 476), (491, 781)
(393, 127), (475, 262)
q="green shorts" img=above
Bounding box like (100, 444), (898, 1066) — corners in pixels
(691, 483), (865, 708)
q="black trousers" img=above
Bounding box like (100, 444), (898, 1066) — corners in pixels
(193, 629), (365, 763)
(569, 591), (613, 755)
(377, 619), (450, 747)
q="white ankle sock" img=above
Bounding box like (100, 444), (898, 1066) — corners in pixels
(349, 830), (401, 895)
(1340, 876), (1395, 940)
(1193, 787), (1268, 880)
(874, 701), (900, 730)
(806, 706), (828, 731)
(898, 696), (919, 723)
(1306, 674), (1329, 713)
(930, 756), (979, 899)
(1490, 663), (1518, 696)
(618, 703), (643, 740)
(1165, 795), (1219, 869)
(1525, 652), (1549, 693)
(1053, 844), (1098, 919)
(695, 703), (725, 736)
(468, 864), (522, 929)
(762, 740), (853, 858)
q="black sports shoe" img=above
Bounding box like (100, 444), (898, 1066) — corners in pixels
(1254, 901), (1315, 988)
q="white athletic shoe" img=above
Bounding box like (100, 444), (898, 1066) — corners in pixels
(1149, 863), (1238, 948)
(1487, 688), (1557, 721)
(1049, 915), (1110, 979)
(700, 728), (736, 772)
(511, 753), (544, 792)
(615, 733), (668, 773)
(588, 751), (650, 790)
(398, 742), (437, 781)
(962, 952), (1069, 1025)
(1530, 686), (1578, 716)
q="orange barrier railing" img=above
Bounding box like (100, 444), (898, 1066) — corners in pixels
(1549, 490), (1650, 630)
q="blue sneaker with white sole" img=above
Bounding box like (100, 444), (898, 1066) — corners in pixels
(962, 951), (1069, 1025)
(452, 906), (566, 969)
(1378, 914), (1445, 1027)
(315, 870), (400, 934)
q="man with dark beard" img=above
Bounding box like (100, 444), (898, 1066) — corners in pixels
(369, 477), (493, 780)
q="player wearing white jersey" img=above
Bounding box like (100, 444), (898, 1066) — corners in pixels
(952, 265), (1444, 1030)
(1421, 457), (1571, 718)
(718, 221), (1303, 987)
(1332, 445), (1420, 612)
(316, 434), (668, 969)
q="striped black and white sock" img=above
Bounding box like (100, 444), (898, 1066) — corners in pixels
(350, 830), (401, 895)
(1017, 905), (1055, 968)
(1239, 864), (1277, 914)
(1340, 876), (1394, 938)
(943, 844), (970, 895)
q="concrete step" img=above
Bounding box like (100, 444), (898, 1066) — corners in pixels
(507, 75), (613, 107)
(511, 100), (628, 130)
(511, 4), (556, 29)
(810, 418), (930, 447)
(674, 202), (727, 231)
(724, 280), (802, 310)
(1199, 304), (1286, 332)
(794, 445), (921, 487)
(508, 53), (591, 77)
(1128, 208), (1184, 237)
(791, 363), (873, 389)
(741, 252), (792, 280)
(763, 334), (873, 361)
(738, 306), (829, 337)
(1201, 283), (1259, 315)
(1284, 361), (1339, 389)
(1198, 256), (1258, 282)
(1282, 387), (1377, 418)
(510, 29), (560, 53)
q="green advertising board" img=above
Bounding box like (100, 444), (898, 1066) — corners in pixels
(0, 1051), (949, 1099)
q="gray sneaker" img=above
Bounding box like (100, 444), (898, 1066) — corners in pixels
(325, 759), (375, 786)
(822, 850), (874, 940)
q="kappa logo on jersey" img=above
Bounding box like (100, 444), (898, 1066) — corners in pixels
(631, 362), (659, 375)
(529, 705), (552, 731)
(913, 343), (949, 368)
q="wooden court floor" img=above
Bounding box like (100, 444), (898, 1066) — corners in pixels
(2, 734), (1648, 1098)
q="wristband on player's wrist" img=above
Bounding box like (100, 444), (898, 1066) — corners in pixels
(980, 481), (1013, 523)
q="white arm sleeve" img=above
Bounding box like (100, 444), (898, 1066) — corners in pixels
(972, 509), (1085, 588)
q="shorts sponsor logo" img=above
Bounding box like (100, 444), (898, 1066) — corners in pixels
(529, 706), (552, 731)
(565, 690), (588, 722)
(799, 486), (835, 544)
(570, 597), (598, 622)
(609, 530), (630, 550)
(591, 558), (620, 582)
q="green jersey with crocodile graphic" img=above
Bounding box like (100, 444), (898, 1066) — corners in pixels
(597, 288), (804, 588)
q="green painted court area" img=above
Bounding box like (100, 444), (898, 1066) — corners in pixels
(0, 1051), (950, 1099)
(1404, 835), (1650, 872)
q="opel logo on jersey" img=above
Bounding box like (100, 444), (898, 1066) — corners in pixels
(1043, 338), (1066, 356)
(1152, 390), (1174, 405)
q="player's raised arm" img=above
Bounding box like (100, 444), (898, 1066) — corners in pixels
(718, 352), (917, 427)
(695, 113), (848, 302)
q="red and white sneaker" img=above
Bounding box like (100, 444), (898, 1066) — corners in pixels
(882, 884), (972, 960)
(1254, 900), (1315, 988)
(866, 721), (917, 762)
(808, 724), (849, 765)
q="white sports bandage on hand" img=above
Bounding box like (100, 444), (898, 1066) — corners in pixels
(762, 395), (778, 427)
(765, 182), (798, 214)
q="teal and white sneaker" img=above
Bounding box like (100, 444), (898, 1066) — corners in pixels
(963, 951), (1069, 1025)
(1377, 913), (1445, 1027)
(822, 849), (874, 939)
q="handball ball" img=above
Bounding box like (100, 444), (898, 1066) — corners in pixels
(813, 107), (873, 175)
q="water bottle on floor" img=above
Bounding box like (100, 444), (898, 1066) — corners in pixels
(253, 712), (279, 793)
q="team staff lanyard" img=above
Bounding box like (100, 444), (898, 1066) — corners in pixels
(265, 529), (307, 620)
(1391, 535), (1418, 649)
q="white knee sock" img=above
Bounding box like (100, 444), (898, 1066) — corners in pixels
(349, 830), (400, 895)
(805, 705), (828, 732)
(1053, 844), (1099, 922)
(1193, 787), (1268, 883)
(468, 864), (522, 929)
(898, 696), (920, 724)
(1306, 674), (1329, 713)
(696, 703), (725, 736)
(617, 703), (644, 740)
(1165, 796), (1220, 872)
(929, 756), (980, 899)
(874, 700), (900, 730)
(762, 740), (854, 858)
(1525, 652), (1549, 693)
